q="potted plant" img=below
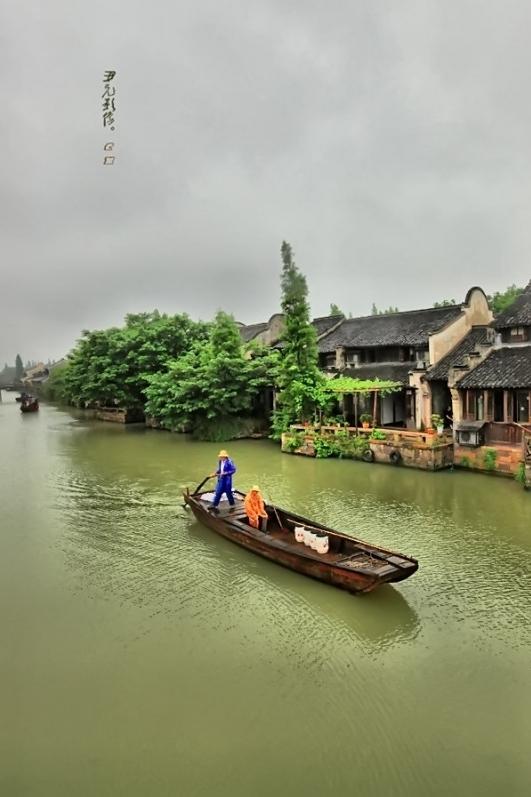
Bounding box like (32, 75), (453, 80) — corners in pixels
(360, 413), (372, 430)
(431, 413), (444, 435)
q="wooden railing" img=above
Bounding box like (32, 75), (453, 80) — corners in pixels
(290, 424), (452, 446)
(524, 433), (531, 465)
(484, 422), (531, 446)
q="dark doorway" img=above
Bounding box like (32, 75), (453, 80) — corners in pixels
(493, 389), (504, 422)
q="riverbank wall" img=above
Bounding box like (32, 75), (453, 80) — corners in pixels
(454, 443), (523, 478)
(95, 407), (145, 424)
(281, 426), (453, 471)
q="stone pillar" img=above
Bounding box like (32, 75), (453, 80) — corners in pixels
(450, 388), (461, 424)
(335, 346), (346, 370)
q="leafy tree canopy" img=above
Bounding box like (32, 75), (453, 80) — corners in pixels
(488, 284), (524, 315)
(62, 311), (209, 408)
(433, 299), (457, 307)
(15, 354), (24, 379)
(371, 303), (400, 315)
(144, 311), (278, 438)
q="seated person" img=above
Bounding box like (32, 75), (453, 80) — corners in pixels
(244, 486), (268, 529)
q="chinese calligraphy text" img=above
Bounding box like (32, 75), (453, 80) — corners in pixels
(102, 70), (117, 165)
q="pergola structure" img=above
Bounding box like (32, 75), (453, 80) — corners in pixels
(324, 376), (403, 431)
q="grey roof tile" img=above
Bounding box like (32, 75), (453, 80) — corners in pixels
(239, 322), (268, 342)
(318, 305), (463, 352)
(457, 345), (531, 389)
(425, 327), (492, 381)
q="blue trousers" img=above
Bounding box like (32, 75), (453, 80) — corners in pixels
(212, 479), (234, 507)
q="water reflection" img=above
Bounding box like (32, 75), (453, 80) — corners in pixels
(185, 519), (421, 652)
(4, 403), (531, 796)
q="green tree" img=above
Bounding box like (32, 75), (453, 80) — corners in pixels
(488, 284), (524, 315)
(144, 311), (276, 438)
(371, 304), (399, 315)
(272, 241), (323, 436)
(329, 303), (344, 317)
(15, 354), (23, 380)
(62, 312), (208, 408)
(433, 299), (456, 307)
(40, 363), (69, 402)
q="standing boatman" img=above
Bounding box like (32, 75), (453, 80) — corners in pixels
(209, 450), (236, 512)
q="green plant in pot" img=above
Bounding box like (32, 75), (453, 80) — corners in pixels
(431, 413), (444, 435)
(360, 413), (372, 430)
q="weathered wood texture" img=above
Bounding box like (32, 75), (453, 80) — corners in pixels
(184, 490), (418, 595)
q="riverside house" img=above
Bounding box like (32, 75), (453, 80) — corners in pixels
(445, 280), (531, 475)
(239, 288), (493, 431)
(316, 288), (492, 430)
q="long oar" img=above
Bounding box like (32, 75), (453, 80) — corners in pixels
(179, 474), (215, 512)
(263, 490), (283, 532)
(192, 474), (215, 495)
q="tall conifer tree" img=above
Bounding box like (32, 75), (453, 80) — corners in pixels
(15, 354), (23, 380)
(273, 241), (323, 434)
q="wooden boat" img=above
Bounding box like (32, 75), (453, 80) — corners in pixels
(184, 487), (418, 594)
(20, 397), (39, 413)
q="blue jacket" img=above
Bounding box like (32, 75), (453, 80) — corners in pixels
(216, 458), (236, 490)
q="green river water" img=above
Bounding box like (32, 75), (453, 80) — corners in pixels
(1, 393), (530, 796)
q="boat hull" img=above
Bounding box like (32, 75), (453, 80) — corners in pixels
(20, 402), (39, 413)
(185, 493), (418, 595)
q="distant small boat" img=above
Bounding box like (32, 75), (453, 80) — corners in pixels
(16, 393), (30, 403)
(20, 397), (39, 413)
(184, 487), (419, 594)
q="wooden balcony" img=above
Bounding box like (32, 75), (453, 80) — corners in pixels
(483, 422), (531, 446)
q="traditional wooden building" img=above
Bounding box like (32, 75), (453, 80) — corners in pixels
(317, 288), (492, 428)
(450, 281), (531, 463)
(238, 313), (343, 347)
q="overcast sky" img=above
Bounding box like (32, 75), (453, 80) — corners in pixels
(1, 0), (531, 366)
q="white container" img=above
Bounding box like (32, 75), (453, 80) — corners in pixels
(294, 526), (305, 543)
(303, 529), (313, 546)
(315, 536), (329, 555)
(309, 532), (319, 550)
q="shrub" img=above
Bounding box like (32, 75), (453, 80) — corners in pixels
(314, 436), (340, 458)
(515, 461), (527, 485)
(370, 429), (386, 441)
(283, 431), (305, 453)
(460, 456), (471, 468)
(483, 448), (498, 472)
(192, 416), (267, 442)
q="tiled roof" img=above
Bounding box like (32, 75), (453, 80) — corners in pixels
(243, 314), (344, 347)
(494, 280), (531, 328)
(457, 345), (531, 389)
(239, 322), (268, 342)
(342, 364), (413, 386)
(318, 305), (463, 352)
(425, 327), (492, 381)
(313, 315), (344, 338)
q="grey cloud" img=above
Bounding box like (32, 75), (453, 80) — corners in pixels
(1, 0), (530, 365)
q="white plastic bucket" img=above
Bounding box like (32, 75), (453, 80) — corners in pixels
(303, 529), (313, 546)
(294, 526), (305, 543)
(309, 532), (319, 549)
